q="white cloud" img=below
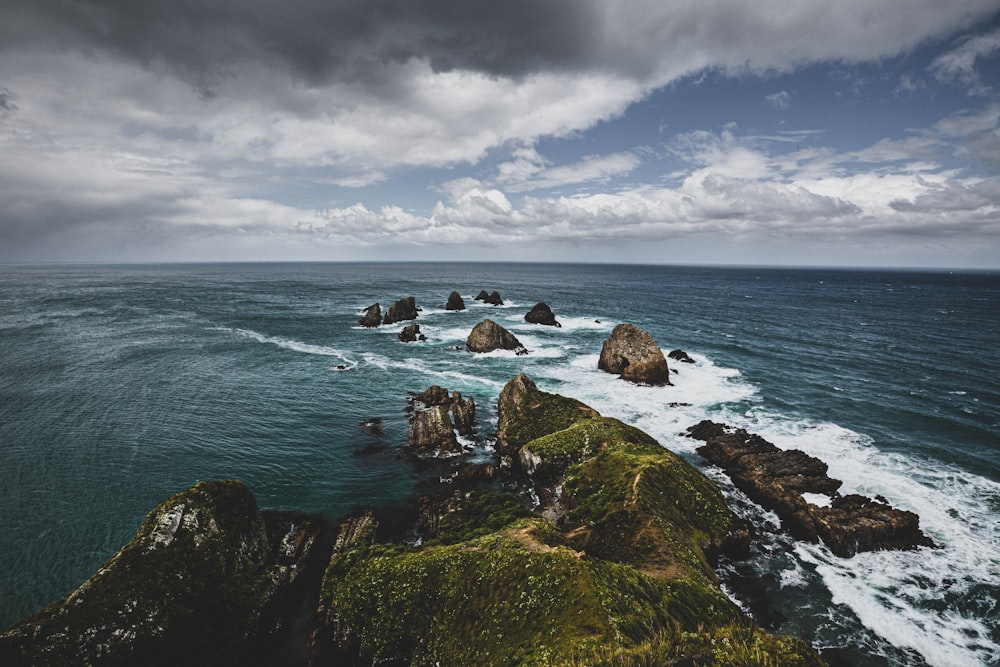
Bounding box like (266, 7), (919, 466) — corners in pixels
(765, 91), (791, 108)
(930, 27), (1000, 95)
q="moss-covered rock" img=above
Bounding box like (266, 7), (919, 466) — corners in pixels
(0, 481), (273, 666)
(311, 376), (826, 667)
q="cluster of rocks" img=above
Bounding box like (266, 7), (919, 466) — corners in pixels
(474, 289), (503, 305)
(358, 296), (420, 329)
(687, 420), (935, 557)
(406, 385), (476, 456)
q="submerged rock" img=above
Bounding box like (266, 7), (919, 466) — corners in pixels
(598, 323), (672, 385)
(466, 319), (526, 355)
(383, 296), (418, 325)
(445, 291), (465, 311)
(358, 303), (381, 328)
(688, 420), (935, 557)
(524, 302), (561, 327)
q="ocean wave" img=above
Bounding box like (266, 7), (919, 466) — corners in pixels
(219, 327), (358, 368)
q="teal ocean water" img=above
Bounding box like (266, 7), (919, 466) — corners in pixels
(1, 262), (998, 666)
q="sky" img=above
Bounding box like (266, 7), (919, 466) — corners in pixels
(2, 1), (1000, 268)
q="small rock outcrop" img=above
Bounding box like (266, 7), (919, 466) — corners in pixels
(668, 349), (695, 364)
(358, 303), (381, 328)
(383, 296), (418, 325)
(466, 319), (526, 355)
(598, 323), (671, 385)
(398, 323), (425, 342)
(407, 385), (477, 455)
(475, 290), (503, 305)
(445, 291), (465, 311)
(688, 420), (935, 557)
(524, 302), (561, 327)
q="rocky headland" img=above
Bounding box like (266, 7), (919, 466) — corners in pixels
(1, 377), (829, 667)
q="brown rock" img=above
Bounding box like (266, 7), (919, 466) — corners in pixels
(408, 404), (460, 455)
(688, 420), (935, 557)
(598, 323), (671, 385)
(399, 323), (425, 342)
(358, 303), (381, 328)
(445, 291), (466, 311)
(524, 302), (560, 327)
(466, 319), (526, 355)
(383, 296), (418, 325)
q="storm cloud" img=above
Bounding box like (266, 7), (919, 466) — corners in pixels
(1, 1), (999, 266)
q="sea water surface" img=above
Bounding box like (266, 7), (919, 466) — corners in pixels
(1, 262), (998, 666)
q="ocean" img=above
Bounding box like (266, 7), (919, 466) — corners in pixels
(1, 262), (998, 666)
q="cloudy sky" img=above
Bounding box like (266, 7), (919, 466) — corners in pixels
(2, 1), (1000, 268)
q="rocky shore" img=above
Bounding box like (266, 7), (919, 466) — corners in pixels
(1, 376), (827, 667)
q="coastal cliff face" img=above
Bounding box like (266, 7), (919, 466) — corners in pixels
(310, 375), (825, 666)
(0, 481), (334, 667)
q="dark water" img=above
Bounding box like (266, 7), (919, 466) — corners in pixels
(1, 262), (998, 666)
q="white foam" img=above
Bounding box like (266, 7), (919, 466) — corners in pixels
(222, 327), (357, 367)
(539, 346), (1000, 666)
(802, 492), (832, 507)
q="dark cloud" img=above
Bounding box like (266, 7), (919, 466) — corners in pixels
(1, 0), (599, 93)
(0, 86), (17, 115)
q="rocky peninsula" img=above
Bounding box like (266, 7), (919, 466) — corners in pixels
(1, 376), (827, 667)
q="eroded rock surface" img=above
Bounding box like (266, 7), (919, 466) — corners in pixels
(466, 319), (526, 355)
(524, 302), (560, 327)
(688, 420), (934, 557)
(598, 323), (671, 385)
(358, 303), (381, 328)
(383, 296), (418, 325)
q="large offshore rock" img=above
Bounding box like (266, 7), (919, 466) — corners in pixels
(398, 323), (425, 342)
(383, 296), (418, 325)
(466, 319), (526, 355)
(445, 291), (465, 311)
(358, 303), (381, 328)
(598, 323), (671, 385)
(688, 420), (935, 557)
(524, 302), (561, 327)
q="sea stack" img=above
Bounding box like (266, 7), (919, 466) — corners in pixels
(466, 319), (526, 355)
(358, 303), (382, 328)
(383, 297), (418, 325)
(445, 291), (465, 311)
(524, 302), (560, 327)
(598, 323), (671, 385)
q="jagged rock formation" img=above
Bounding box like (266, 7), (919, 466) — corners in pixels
(598, 323), (672, 385)
(466, 319), (526, 355)
(0, 481), (334, 667)
(474, 290), (503, 305)
(398, 323), (425, 342)
(309, 376), (824, 666)
(383, 297), (418, 325)
(407, 385), (477, 455)
(357, 303), (381, 328)
(688, 420), (935, 557)
(668, 349), (695, 364)
(445, 291), (465, 311)
(524, 302), (561, 327)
